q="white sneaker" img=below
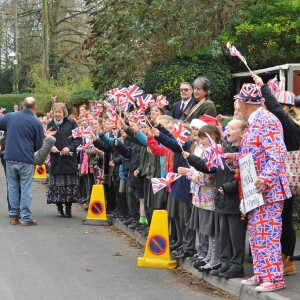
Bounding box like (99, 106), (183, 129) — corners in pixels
(255, 281), (285, 293)
(241, 275), (260, 286)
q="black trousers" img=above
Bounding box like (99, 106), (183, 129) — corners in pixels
(281, 196), (296, 256)
(219, 213), (247, 271)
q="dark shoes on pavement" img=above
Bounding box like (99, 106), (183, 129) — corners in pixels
(198, 262), (221, 272)
(219, 267), (245, 279)
(172, 248), (197, 259)
(210, 264), (231, 277)
(57, 205), (72, 218)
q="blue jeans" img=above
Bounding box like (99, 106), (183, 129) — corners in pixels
(6, 161), (35, 223)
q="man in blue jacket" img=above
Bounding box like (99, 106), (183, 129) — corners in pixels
(0, 97), (44, 226)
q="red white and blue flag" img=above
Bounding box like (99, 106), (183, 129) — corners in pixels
(227, 42), (253, 74)
(91, 105), (100, 118)
(130, 108), (146, 126)
(51, 96), (57, 105)
(173, 123), (190, 146)
(151, 172), (182, 194)
(96, 169), (105, 185)
(71, 126), (92, 139)
(135, 94), (154, 111)
(155, 95), (169, 108)
(267, 75), (284, 94)
(125, 85), (144, 104)
(204, 132), (225, 170)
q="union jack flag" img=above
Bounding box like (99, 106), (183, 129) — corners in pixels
(125, 85), (144, 104)
(51, 96), (57, 105)
(135, 94), (154, 111)
(104, 101), (115, 113)
(205, 132), (225, 170)
(91, 105), (100, 118)
(71, 126), (92, 139)
(105, 88), (119, 97)
(151, 172), (182, 194)
(227, 42), (248, 66)
(268, 75), (284, 94)
(96, 169), (105, 185)
(173, 123), (190, 146)
(130, 109), (146, 126)
(155, 95), (169, 108)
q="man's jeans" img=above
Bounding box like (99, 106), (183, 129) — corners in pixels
(6, 161), (34, 223)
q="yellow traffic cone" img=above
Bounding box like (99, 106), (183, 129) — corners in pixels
(81, 184), (112, 226)
(137, 210), (177, 269)
(33, 164), (47, 179)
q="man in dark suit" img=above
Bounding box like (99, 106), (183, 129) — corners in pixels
(172, 82), (193, 120)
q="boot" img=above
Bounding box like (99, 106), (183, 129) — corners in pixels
(65, 205), (72, 218)
(57, 204), (65, 217)
(282, 253), (296, 276)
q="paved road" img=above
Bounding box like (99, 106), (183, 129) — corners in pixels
(0, 166), (223, 300)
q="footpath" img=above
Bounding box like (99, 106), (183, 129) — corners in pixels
(113, 218), (300, 300)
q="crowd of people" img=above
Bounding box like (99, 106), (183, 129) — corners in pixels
(0, 74), (299, 293)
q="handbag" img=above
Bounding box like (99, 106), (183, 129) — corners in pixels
(285, 150), (300, 196)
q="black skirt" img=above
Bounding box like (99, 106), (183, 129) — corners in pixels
(47, 174), (79, 204)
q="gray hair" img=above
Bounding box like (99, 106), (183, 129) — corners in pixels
(180, 82), (193, 89)
(52, 102), (68, 117)
(193, 77), (211, 96)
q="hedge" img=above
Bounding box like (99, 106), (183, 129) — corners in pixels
(0, 94), (51, 113)
(143, 57), (234, 115)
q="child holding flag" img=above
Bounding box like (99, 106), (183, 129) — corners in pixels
(180, 124), (220, 271)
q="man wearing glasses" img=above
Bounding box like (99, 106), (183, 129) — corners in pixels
(172, 82), (194, 120)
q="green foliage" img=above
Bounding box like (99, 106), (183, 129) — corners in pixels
(69, 87), (98, 105)
(85, 0), (242, 92)
(143, 57), (233, 115)
(30, 64), (97, 111)
(0, 94), (46, 113)
(219, 0), (300, 70)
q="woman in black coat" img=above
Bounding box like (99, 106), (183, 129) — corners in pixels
(253, 74), (300, 275)
(47, 103), (81, 217)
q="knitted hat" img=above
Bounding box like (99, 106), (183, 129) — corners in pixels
(275, 91), (295, 105)
(234, 83), (264, 104)
(190, 119), (207, 130)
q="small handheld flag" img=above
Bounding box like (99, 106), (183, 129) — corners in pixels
(227, 42), (253, 74)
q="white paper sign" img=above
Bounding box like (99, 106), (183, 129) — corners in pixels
(239, 154), (264, 213)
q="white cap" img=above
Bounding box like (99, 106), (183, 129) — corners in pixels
(190, 119), (207, 130)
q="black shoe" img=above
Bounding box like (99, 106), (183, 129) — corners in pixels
(172, 246), (184, 256)
(219, 268), (245, 279)
(65, 205), (72, 218)
(210, 264), (230, 277)
(57, 205), (65, 217)
(198, 262), (221, 272)
(189, 254), (203, 263)
(193, 258), (209, 269)
(122, 218), (133, 226)
(173, 250), (196, 260)
(136, 224), (148, 232)
(128, 221), (142, 229)
(291, 253), (300, 261)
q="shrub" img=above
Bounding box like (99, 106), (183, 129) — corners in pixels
(143, 57), (233, 115)
(0, 94), (46, 113)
